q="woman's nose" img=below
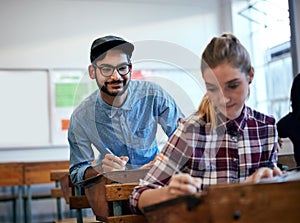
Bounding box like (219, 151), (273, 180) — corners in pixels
(217, 91), (230, 105)
(223, 95), (230, 104)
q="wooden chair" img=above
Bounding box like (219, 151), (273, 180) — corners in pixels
(53, 171), (98, 223)
(0, 162), (24, 223)
(23, 160), (70, 223)
(278, 154), (297, 170)
(50, 169), (70, 220)
(83, 169), (149, 223)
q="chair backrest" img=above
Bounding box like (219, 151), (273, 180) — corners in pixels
(84, 169), (149, 222)
(50, 169), (69, 199)
(52, 170), (91, 209)
(278, 154), (297, 169)
(0, 162), (23, 186)
(69, 175), (91, 210)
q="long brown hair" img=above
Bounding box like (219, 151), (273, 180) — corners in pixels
(198, 94), (216, 130)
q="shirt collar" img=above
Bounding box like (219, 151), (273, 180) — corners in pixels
(215, 106), (248, 136)
(96, 88), (132, 118)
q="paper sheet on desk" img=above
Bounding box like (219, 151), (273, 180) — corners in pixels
(259, 170), (300, 183)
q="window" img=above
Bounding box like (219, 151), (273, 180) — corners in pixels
(232, 0), (292, 121)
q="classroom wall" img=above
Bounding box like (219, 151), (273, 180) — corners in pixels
(0, 0), (231, 69)
(0, 0), (232, 162)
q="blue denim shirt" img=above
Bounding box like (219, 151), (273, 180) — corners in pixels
(69, 80), (184, 184)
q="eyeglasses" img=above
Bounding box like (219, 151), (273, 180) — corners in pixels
(93, 63), (132, 77)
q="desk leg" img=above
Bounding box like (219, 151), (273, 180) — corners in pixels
(24, 185), (32, 223)
(17, 185), (22, 223)
(55, 181), (62, 220)
(74, 186), (83, 223)
(11, 187), (17, 223)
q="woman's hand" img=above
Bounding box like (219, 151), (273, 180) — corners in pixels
(167, 173), (201, 196)
(244, 165), (282, 184)
(101, 154), (129, 172)
(137, 173), (202, 211)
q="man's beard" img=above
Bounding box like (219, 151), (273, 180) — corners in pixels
(97, 79), (130, 97)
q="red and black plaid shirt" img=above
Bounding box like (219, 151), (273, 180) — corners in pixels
(130, 106), (278, 212)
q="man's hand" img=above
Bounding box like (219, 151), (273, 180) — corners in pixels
(101, 154), (129, 172)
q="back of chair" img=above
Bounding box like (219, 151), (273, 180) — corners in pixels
(84, 169), (149, 223)
(50, 169), (69, 200)
(54, 173), (90, 209)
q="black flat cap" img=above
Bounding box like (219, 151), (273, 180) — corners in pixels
(90, 35), (134, 62)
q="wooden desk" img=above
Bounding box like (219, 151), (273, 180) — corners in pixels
(0, 162), (24, 223)
(0, 160), (70, 223)
(143, 179), (300, 223)
(23, 160), (70, 223)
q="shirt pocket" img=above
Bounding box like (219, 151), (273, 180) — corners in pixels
(130, 122), (156, 150)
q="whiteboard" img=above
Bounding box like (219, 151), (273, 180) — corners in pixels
(0, 70), (50, 147)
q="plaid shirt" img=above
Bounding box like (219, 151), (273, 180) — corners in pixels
(130, 106), (278, 212)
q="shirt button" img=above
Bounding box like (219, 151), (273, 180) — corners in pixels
(231, 136), (237, 141)
(232, 158), (238, 162)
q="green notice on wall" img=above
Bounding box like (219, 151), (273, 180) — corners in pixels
(55, 83), (89, 107)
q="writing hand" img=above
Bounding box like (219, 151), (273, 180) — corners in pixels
(167, 173), (201, 197)
(101, 154), (129, 172)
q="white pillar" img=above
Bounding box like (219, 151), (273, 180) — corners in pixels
(289, 0), (300, 76)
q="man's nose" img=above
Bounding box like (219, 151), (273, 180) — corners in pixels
(110, 68), (121, 79)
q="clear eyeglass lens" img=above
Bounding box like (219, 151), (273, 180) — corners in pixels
(99, 64), (130, 76)
(117, 65), (130, 75)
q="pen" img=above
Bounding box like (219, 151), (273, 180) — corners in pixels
(100, 141), (114, 155)
(100, 141), (129, 168)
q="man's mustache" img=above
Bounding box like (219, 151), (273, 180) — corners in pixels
(105, 80), (124, 85)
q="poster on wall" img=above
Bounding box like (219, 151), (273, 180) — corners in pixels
(50, 69), (97, 145)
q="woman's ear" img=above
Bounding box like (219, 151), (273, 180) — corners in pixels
(88, 64), (96, 79)
(248, 67), (254, 84)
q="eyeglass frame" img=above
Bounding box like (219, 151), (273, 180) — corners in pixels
(93, 62), (132, 77)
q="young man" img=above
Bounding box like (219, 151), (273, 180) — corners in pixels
(69, 35), (183, 184)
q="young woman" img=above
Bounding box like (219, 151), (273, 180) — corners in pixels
(129, 33), (282, 213)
